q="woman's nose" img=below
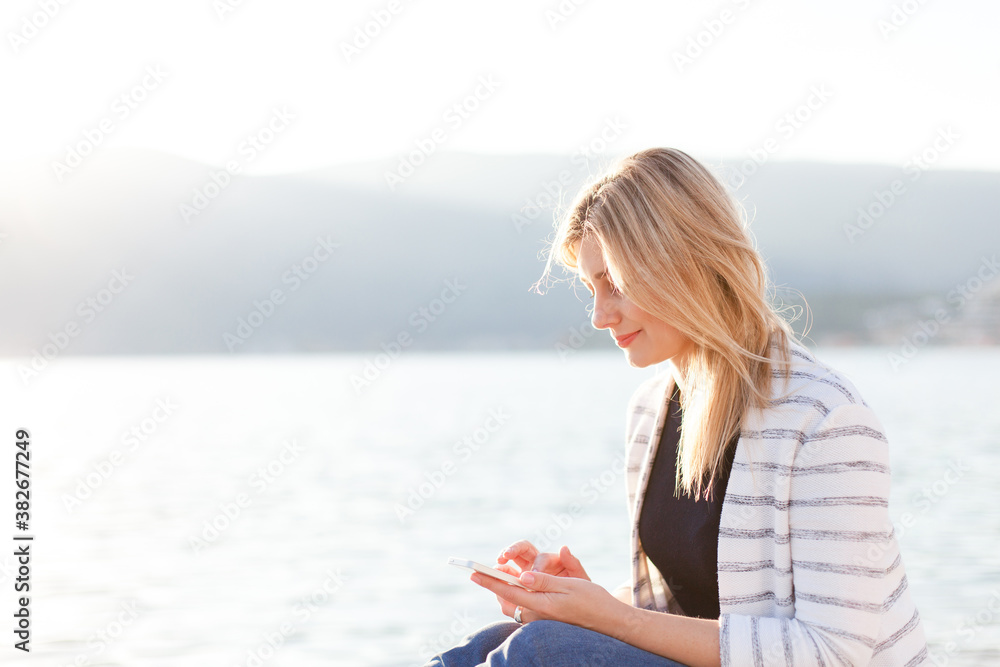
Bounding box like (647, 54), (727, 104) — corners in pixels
(591, 295), (620, 331)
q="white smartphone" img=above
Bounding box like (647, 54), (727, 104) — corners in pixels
(448, 557), (533, 590)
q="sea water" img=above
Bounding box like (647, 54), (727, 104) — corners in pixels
(1, 347), (997, 665)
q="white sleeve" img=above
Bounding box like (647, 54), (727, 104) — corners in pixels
(719, 403), (912, 666)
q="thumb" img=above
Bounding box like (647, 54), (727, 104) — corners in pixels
(519, 570), (560, 591)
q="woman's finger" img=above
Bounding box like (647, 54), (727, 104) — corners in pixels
(472, 569), (562, 599)
(498, 539), (537, 563)
(497, 539), (538, 571)
(559, 545), (591, 580)
(514, 570), (558, 592)
(495, 593), (517, 618)
(471, 572), (565, 625)
(531, 551), (568, 575)
(495, 562), (520, 577)
(469, 572), (537, 609)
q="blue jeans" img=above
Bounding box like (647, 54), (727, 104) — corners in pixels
(422, 619), (689, 666)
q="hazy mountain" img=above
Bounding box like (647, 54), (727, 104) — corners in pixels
(0, 148), (997, 356)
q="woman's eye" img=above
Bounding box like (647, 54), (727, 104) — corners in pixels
(586, 284), (620, 299)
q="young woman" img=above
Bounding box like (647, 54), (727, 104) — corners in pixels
(424, 148), (929, 667)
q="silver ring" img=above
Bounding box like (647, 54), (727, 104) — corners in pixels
(513, 606), (523, 624)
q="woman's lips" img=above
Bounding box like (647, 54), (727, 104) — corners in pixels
(615, 330), (640, 348)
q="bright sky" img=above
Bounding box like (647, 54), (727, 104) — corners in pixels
(3, 0), (997, 174)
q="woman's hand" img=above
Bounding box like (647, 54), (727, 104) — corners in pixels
(496, 541), (591, 580)
(470, 567), (634, 639)
(489, 542), (592, 624)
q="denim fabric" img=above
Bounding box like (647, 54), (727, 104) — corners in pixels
(422, 619), (690, 666)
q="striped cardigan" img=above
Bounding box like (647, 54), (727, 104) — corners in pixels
(617, 340), (928, 666)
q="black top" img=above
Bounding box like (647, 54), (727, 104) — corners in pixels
(637, 382), (739, 619)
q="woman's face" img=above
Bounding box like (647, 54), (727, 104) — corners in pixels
(576, 235), (694, 369)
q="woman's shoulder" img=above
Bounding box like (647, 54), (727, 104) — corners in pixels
(756, 339), (896, 493)
(759, 338), (888, 440)
(771, 338), (872, 411)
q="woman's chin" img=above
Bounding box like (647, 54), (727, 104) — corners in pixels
(623, 349), (653, 369)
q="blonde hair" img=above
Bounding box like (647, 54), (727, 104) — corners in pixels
(532, 147), (798, 499)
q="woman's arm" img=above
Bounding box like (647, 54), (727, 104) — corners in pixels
(616, 601), (722, 667)
(611, 580), (632, 604)
(718, 402), (916, 666)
